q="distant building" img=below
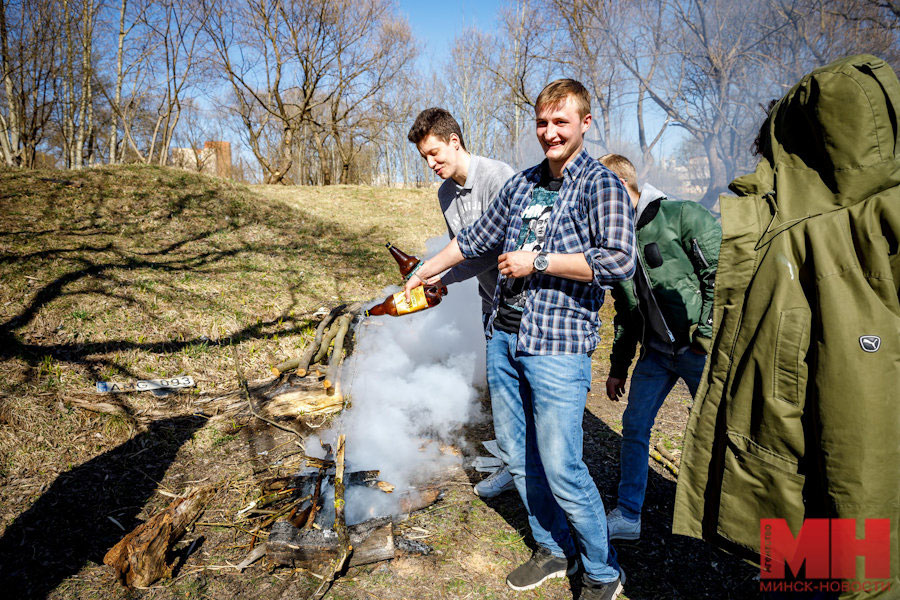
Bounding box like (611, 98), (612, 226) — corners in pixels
(170, 141), (232, 178)
(663, 155), (708, 199)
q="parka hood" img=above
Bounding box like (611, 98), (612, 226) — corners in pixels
(634, 183), (667, 223)
(731, 54), (900, 229)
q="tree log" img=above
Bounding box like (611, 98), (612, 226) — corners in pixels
(312, 320), (341, 365)
(262, 387), (343, 419)
(104, 485), (216, 587)
(266, 518), (395, 569)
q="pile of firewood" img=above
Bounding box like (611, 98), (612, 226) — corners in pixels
(102, 304), (448, 593)
(271, 303), (362, 390)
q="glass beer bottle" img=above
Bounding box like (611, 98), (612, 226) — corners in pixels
(365, 284), (448, 317)
(385, 242), (423, 280)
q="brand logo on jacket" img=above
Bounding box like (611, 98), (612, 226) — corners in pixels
(859, 336), (881, 353)
(759, 518), (892, 593)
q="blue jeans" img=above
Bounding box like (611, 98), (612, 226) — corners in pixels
(487, 328), (619, 583)
(617, 347), (706, 521)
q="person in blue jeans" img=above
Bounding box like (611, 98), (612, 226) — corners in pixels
(598, 154), (721, 542)
(406, 81), (635, 600)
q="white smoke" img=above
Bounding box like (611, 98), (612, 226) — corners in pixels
(305, 235), (488, 524)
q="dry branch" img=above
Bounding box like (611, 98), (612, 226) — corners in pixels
(65, 397), (133, 420)
(104, 485), (216, 587)
(310, 434), (350, 599)
(312, 321), (341, 365)
(323, 314), (352, 393)
(272, 305), (345, 377)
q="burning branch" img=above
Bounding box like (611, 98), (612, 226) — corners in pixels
(310, 434), (350, 600)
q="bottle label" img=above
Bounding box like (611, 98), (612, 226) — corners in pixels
(393, 286), (428, 315)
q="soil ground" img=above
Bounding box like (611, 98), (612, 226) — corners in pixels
(0, 166), (758, 599)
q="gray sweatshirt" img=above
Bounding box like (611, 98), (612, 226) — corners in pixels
(437, 155), (515, 315)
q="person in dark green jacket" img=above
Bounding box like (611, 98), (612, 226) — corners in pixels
(599, 154), (721, 541)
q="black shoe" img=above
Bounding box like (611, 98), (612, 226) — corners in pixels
(505, 546), (578, 591)
(579, 569), (625, 600)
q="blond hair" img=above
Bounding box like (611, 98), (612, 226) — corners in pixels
(599, 153), (639, 195)
(535, 79), (591, 119)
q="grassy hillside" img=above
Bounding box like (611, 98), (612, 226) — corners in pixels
(0, 166), (755, 600)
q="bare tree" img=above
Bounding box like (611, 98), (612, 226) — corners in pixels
(205, 0), (416, 185)
(470, 0), (556, 166)
(59, 0), (101, 169)
(0, 0), (60, 168)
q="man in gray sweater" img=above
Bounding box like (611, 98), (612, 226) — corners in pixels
(407, 108), (515, 498)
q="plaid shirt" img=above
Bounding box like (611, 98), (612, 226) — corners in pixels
(456, 149), (636, 355)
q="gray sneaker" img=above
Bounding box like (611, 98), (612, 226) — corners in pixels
(606, 507), (641, 541)
(580, 569), (626, 600)
(474, 465), (515, 498)
(505, 546), (578, 591)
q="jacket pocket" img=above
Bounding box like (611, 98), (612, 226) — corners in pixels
(717, 432), (806, 550)
(773, 308), (810, 406)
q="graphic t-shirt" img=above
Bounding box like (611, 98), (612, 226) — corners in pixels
(493, 163), (562, 334)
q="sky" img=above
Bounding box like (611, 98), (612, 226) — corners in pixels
(397, 0), (502, 71)
(394, 0), (679, 166)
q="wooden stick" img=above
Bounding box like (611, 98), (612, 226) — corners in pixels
(654, 443), (679, 466)
(235, 346), (304, 438)
(302, 469), (325, 530)
(310, 434), (349, 600)
(273, 305), (346, 377)
(312, 321), (341, 365)
(323, 314), (352, 393)
(649, 449), (679, 477)
(333, 435), (348, 548)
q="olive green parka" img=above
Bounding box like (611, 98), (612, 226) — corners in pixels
(673, 55), (900, 597)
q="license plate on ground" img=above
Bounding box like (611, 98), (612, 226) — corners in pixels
(96, 376), (195, 393)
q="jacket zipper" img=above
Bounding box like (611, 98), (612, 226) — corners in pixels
(691, 238), (710, 269)
(636, 250), (676, 345)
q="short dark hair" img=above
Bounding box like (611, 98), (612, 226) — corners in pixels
(407, 107), (466, 150)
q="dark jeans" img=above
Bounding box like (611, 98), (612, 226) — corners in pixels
(617, 347), (706, 520)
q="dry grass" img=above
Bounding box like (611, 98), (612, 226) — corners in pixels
(0, 166), (756, 600)
(0, 166), (442, 586)
(0, 167), (440, 467)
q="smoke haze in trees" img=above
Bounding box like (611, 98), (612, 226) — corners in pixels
(306, 235), (487, 524)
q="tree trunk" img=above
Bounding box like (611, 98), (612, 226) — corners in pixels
(700, 135), (728, 209)
(0, 0), (22, 167)
(110, 0), (127, 164)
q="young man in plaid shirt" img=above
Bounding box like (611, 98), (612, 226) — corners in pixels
(406, 79), (635, 599)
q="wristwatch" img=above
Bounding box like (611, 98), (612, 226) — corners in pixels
(533, 252), (549, 272)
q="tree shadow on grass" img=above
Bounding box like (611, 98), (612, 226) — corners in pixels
(0, 416), (205, 599)
(475, 408), (759, 599)
(0, 168), (393, 386)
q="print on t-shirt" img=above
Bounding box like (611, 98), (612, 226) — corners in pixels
(501, 186), (557, 311)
